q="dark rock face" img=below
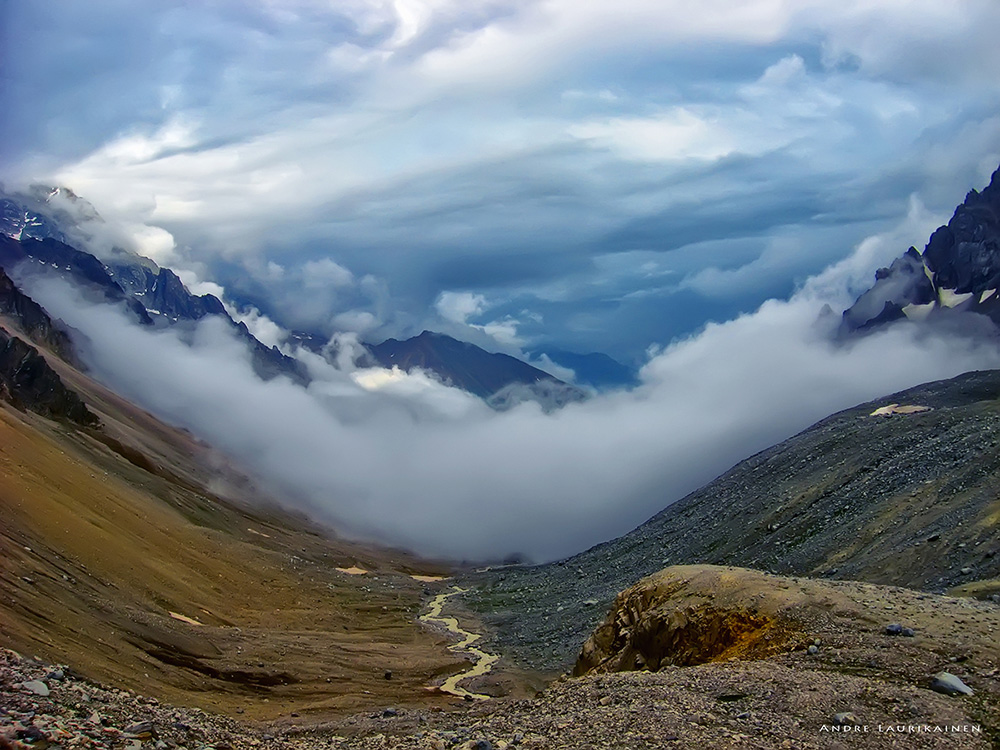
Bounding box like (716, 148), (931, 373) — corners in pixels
(0, 197), (68, 244)
(842, 248), (936, 330)
(843, 166), (1000, 332)
(0, 329), (98, 427)
(368, 330), (585, 403)
(108, 261), (227, 321)
(0, 267), (77, 361)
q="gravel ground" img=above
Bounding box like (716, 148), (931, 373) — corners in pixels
(6, 562), (1000, 750)
(0, 649), (303, 750)
(8, 646), (992, 750)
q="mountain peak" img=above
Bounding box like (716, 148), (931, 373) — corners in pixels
(842, 162), (1000, 333)
(367, 330), (584, 406)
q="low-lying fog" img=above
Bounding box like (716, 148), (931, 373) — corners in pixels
(20, 210), (1000, 562)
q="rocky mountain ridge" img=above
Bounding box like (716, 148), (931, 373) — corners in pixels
(0, 266), (76, 361)
(0, 198), (308, 385)
(843, 165), (1000, 333)
(368, 330), (585, 406)
(0, 329), (98, 427)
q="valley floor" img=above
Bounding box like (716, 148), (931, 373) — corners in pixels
(4, 566), (999, 749)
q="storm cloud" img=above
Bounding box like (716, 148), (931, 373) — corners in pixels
(3, 1), (1000, 359)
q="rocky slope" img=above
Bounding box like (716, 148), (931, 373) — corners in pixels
(459, 369), (1000, 673)
(843, 165), (1000, 333)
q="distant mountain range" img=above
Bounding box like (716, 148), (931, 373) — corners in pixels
(367, 330), (585, 407)
(842, 165), (1000, 334)
(0, 188), (627, 407)
(1, 190), (303, 385)
(527, 347), (638, 390)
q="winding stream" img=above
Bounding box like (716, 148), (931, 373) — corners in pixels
(419, 586), (499, 700)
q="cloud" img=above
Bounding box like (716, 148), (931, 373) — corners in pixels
(3, 0), (1000, 361)
(302, 258), (354, 288)
(569, 109), (742, 163)
(15, 209), (1000, 563)
(479, 317), (523, 347)
(435, 290), (486, 324)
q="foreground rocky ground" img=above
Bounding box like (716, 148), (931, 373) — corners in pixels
(5, 566), (999, 749)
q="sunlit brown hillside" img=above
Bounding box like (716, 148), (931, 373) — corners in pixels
(0, 312), (463, 720)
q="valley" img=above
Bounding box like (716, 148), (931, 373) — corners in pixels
(4, 165), (1000, 748)
(0, 353), (466, 721)
(4, 314), (1000, 746)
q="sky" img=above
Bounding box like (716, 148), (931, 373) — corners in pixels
(2, 0), (1000, 364)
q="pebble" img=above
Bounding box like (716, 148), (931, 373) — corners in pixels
(833, 712), (859, 726)
(807, 645), (818, 655)
(930, 672), (974, 696)
(125, 720), (155, 736)
(21, 680), (50, 697)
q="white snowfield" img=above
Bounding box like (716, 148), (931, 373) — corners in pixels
(902, 301), (935, 321)
(938, 287), (973, 308)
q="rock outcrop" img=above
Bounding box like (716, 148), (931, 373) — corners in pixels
(0, 328), (97, 426)
(0, 266), (76, 361)
(843, 165), (1000, 332)
(575, 567), (796, 675)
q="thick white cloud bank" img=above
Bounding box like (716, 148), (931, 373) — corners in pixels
(19, 212), (1000, 562)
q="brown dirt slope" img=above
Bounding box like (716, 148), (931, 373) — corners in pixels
(0, 317), (464, 721)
